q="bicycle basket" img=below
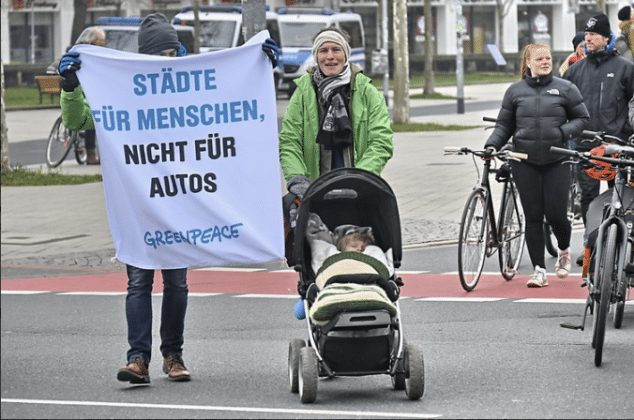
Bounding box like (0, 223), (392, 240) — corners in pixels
(585, 145), (617, 181)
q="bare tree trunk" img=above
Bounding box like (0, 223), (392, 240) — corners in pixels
(1, 60), (11, 173)
(496, 0), (503, 53)
(193, 0), (201, 54)
(423, 0), (434, 95)
(596, 0), (606, 13)
(71, 0), (88, 47)
(392, 0), (409, 123)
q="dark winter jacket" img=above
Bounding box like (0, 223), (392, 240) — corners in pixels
(485, 73), (590, 165)
(564, 47), (634, 148)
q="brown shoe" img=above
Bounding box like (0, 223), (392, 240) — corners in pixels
(117, 355), (150, 384)
(86, 149), (100, 165)
(163, 354), (191, 382)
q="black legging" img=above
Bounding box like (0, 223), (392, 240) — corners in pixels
(511, 160), (571, 269)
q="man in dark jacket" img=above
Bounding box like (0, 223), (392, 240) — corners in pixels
(564, 12), (634, 264)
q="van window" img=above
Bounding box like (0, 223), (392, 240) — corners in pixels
(104, 29), (138, 52)
(267, 19), (281, 46)
(280, 22), (327, 47)
(198, 21), (237, 49)
(339, 21), (363, 49)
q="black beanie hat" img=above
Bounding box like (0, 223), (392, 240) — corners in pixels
(572, 32), (585, 50)
(138, 13), (180, 55)
(585, 13), (612, 38)
(618, 6), (632, 21)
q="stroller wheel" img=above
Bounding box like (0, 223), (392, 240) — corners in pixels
(404, 343), (425, 400)
(288, 339), (305, 393)
(298, 346), (318, 403)
(392, 370), (406, 390)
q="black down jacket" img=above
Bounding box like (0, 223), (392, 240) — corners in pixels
(564, 48), (634, 148)
(485, 73), (589, 165)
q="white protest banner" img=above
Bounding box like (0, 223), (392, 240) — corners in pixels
(73, 32), (284, 269)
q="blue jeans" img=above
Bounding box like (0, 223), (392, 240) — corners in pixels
(125, 265), (188, 364)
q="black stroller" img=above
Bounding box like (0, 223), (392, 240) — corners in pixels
(287, 168), (425, 403)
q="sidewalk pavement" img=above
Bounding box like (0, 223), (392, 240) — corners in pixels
(1, 83), (512, 269)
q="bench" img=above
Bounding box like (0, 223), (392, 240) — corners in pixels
(34, 75), (62, 104)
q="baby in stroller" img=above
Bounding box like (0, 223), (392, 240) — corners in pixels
(301, 214), (399, 324)
(287, 168), (424, 403)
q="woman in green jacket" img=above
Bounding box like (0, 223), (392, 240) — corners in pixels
(279, 27), (394, 198)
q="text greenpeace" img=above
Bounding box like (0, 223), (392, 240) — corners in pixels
(73, 32), (283, 269)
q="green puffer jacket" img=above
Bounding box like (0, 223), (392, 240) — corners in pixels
(61, 87), (95, 132)
(279, 65), (394, 181)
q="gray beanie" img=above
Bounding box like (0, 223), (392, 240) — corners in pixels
(138, 13), (180, 55)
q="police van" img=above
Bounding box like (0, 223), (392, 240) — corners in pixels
(171, 5), (280, 52)
(75, 17), (195, 54)
(172, 5), (281, 88)
(276, 8), (365, 97)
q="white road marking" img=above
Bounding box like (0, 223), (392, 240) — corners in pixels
(0, 290), (48, 295)
(57, 292), (126, 296)
(415, 297), (504, 302)
(0, 398), (441, 418)
(514, 298), (587, 304)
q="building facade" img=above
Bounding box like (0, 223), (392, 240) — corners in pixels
(0, 0), (627, 66)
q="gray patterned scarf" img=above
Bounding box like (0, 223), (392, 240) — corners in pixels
(313, 65), (353, 150)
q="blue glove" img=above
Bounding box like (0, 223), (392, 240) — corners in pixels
(177, 42), (187, 57)
(58, 51), (81, 91)
(293, 297), (306, 320)
(262, 37), (280, 68)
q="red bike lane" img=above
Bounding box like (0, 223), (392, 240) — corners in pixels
(1, 269), (589, 300)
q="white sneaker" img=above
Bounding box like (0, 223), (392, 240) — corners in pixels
(555, 249), (572, 279)
(527, 266), (548, 288)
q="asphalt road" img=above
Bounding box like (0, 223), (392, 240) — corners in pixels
(2, 242), (633, 419)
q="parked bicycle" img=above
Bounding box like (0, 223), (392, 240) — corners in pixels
(444, 144), (527, 292)
(555, 130), (634, 367)
(46, 115), (87, 168)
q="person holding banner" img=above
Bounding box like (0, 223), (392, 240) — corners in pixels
(58, 12), (280, 385)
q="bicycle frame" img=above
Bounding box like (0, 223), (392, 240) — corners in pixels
(478, 156), (522, 256)
(588, 170), (631, 305)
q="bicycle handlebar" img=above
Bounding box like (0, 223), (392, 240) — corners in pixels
(580, 130), (628, 146)
(550, 146), (634, 167)
(444, 146), (527, 161)
(482, 117), (497, 123)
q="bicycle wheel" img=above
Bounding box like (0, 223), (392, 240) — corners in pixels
(594, 224), (618, 367)
(613, 238), (630, 329)
(458, 189), (489, 292)
(499, 182), (525, 280)
(46, 116), (74, 168)
(74, 132), (87, 164)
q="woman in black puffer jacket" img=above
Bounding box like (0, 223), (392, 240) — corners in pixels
(485, 43), (590, 288)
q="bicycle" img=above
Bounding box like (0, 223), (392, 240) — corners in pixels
(46, 115), (87, 168)
(554, 130), (634, 367)
(444, 144), (527, 292)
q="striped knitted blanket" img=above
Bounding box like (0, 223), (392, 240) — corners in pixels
(309, 252), (397, 324)
(308, 283), (397, 325)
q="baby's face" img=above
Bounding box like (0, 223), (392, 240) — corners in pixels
(344, 239), (366, 253)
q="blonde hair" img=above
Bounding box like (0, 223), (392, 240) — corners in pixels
(336, 231), (374, 252)
(77, 27), (106, 46)
(520, 43), (551, 79)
